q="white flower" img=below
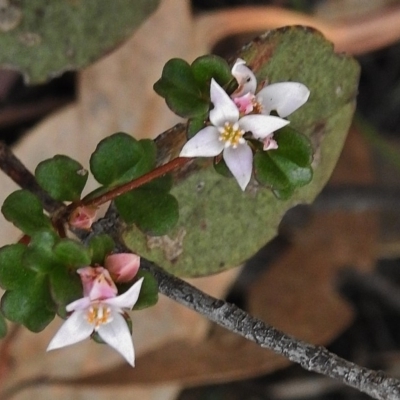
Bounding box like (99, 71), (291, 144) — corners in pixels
(231, 59), (310, 150)
(179, 78), (289, 190)
(231, 58), (310, 118)
(47, 277), (144, 366)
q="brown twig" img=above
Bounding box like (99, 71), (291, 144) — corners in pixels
(0, 142), (64, 214)
(2, 137), (400, 399)
(68, 156), (192, 210)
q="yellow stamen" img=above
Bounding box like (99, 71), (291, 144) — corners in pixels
(218, 122), (245, 148)
(252, 98), (263, 114)
(86, 304), (113, 329)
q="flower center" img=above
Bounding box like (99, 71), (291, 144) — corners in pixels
(218, 122), (245, 148)
(86, 304), (113, 330)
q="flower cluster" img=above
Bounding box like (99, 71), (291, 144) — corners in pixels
(47, 253), (142, 366)
(180, 59), (310, 191)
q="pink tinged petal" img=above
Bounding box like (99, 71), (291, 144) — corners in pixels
(257, 82), (310, 117)
(69, 206), (98, 230)
(239, 115), (289, 139)
(66, 296), (91, 312)
(105, 253), (140, 283)
(88, 268), (118, 301)
(105, 277), (144, 309)
(179, 126), (224, 157)
(223, 144), (253, 191)
(233, 93), (255, 114)
(77, 266), (106, 297)
(47, 309), (93, 351)
(263, 136), (278, 151)
(98, 311), (135, 366)
(231, 58), (257, 97)
(209, 79), (239, 126)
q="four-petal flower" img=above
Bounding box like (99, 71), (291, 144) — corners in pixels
(47, 268), (143, 366)
(180, 78), (289, 190)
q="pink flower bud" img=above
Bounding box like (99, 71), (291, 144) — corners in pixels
(263, 135), (278, 151)
(77, 266), (117, 300)
(69, 206), (98, 230)
(105, 253), (140, 283)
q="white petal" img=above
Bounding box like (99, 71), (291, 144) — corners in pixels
(98, 312), (135, 366)
(105, 277), (144, 309)
(179, 126), (224, 157)
(257, 82), (310, 117)
(66, 296), (91, 312)
(231, 58), (257, 97)
(223, 144), (253, 191)
(47, 310), (93, 351)
(209, 79), (239, 126)
(239, 115), (289, 139)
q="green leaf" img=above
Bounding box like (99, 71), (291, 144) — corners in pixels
(272, 187), (295, 200)
(90, 133), (155, 186)
(0, 244), (35, 290)
(53, 239), (91, 268)
(35, 155), (88, 201)
(273, 127), (313, 167)
(125, 27), (360, 277)
(115, 189), (179, 236)
(191, 55), (232, 93)
(1, 190), (52, 235)
(166, 92), (209, 119)
(187, 116), (207, 139)
(254, 151), (291, 190)
(88, 234), (115, 265)
(0, 312), (7, 339)
(141, 174), (173, 192)
(1, 275), (55, 332)
(23, 230), (60, 273)
(154, 58), (209, 118)
(254, 128), (313, 192)
(213, 157), (233, 178)
(135, 139), (157, 176)
(132, 271), (158, 310)
(49, 267), (82, 318)
(0, 0), (160, 84)
(154, 58), (199, 97)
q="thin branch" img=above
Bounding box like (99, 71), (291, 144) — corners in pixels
(0, 142), (64, 214)
(77, 156), (192, 208)
(2, 142), (400, 399)
(139, 259), (400, 400)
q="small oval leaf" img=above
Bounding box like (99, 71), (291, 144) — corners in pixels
(35, 155), (88, 201)
(88, 234), (115, 265)
(1, 190), (52, 235)
(115, 189), (179, 236)
(132, 270), (158, 310)
(90, 133), (155, 186)
(1, 275), (55, 332)
(191, 54), (232, 93)
(0, 244), (34, 290)
(53, 239), (91, 268)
